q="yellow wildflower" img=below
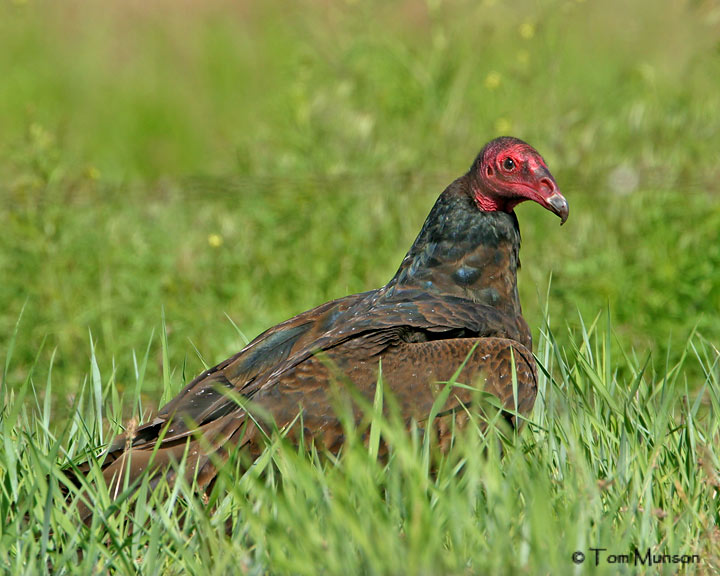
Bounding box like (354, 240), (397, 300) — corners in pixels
(495, 118), (512, 134)
(485, 71), (502, 90)
(208, 234), (223, 248)
(520, 22), (535, 40)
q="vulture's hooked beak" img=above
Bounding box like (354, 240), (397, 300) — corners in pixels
(535, 168), (569, 225)
(547, 193), (569, 225)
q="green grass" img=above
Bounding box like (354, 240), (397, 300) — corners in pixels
(1, 0), (719, 573)
(2, 313), (719, 574)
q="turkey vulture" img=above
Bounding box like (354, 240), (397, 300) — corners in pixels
(74, 136), (567, 515)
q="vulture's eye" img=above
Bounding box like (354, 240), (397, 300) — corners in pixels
(502, 157), (515, 171)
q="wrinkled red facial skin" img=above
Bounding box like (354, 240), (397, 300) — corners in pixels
(472, 138), (559, 214)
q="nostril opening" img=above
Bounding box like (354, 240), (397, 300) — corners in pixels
(539, 177), (555, 194)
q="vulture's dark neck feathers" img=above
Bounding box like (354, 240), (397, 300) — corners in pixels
(386, 177), (523, 317)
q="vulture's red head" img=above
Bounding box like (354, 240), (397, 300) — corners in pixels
(471, 137), (568, 224)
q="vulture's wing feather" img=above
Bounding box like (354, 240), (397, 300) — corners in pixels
(109, 287), (528, 456)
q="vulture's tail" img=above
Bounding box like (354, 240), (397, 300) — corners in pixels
(66, 412), (256, 523)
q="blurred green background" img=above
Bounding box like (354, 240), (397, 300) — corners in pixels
(1, 0), (719, 414)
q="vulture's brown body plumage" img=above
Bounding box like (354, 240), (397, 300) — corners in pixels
(74, 137), (568, 518)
